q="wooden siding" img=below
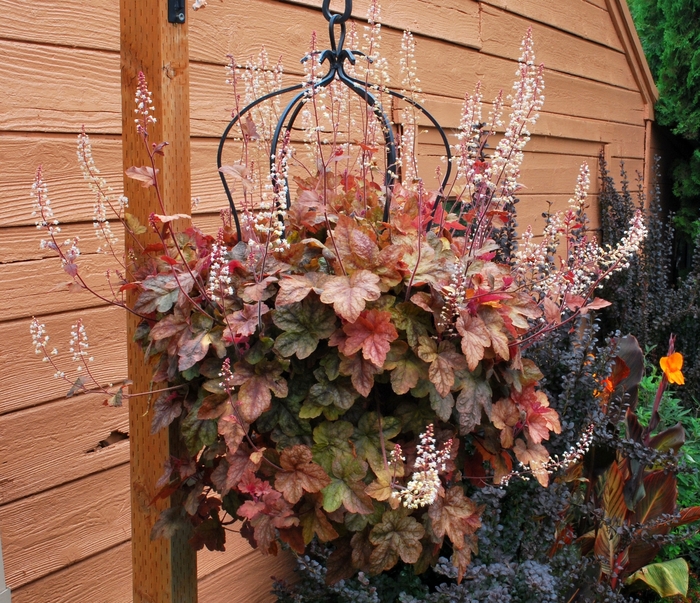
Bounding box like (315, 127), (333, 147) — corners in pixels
(0, 0), (652, 600)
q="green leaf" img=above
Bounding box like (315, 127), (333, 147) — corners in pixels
(306, 371), (358, 411)
(391, 301), (432, 347)
(256, 374), (313, 447)
(626, 559), (689, 598)
(384, 341), (425, 395)
(321, 456), (373, 514)
(455, 372), (492, 435)
(369, 509), (425, 573)
(312, 421), (354, 473)
(395, 398), (434, 435)
(182, 402), (218, 454)
(352, 412), (401, 469)
(135, 273), (192, 314)
(273, 296), (337, 359)
(124, 212), (148, 235)
(244, 336), (274, 365)
(429, 385), (455, 422)
(320, 353), (341, 381)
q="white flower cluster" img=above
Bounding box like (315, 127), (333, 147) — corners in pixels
(30, 318), (62, 378)
(218, 358), (235, 394)
(514, 163), (647, 300)
(398, 424), (451, 509)
(489, 29), (544, 209)
(134, 71), (156, 135)
(208, 237), (234, 303)
(399, 31), (421, 96)
(77, 131), (126, 252)
(362, 0), (391, 87)
(500, 423), (594, 487)
(69, 319), (93, 372)
(31, 167), (60, 238)
(454, 82), (484, 185)
(30, 317), (57, 360)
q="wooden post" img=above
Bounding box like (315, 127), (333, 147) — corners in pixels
(120, 1), (197, 601)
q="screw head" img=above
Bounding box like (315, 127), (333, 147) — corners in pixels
(177, 12), (185, 21)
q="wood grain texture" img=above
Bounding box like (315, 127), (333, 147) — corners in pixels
(0, 223), (108, 263)
(0, 0), (119, 52)
(120, 0), (198, 598)
(199, 549), (295, 603)
(0, 464), (131, 589)
(10, 542), (133, 603)
(586, 0), (608, 10)
(270, 0), (481, 48)
(479, 5), (635, 90)
(0, 120), (644, 228)
(0, 0), (480, 55)
(0, 393), (129, 504)
(394, 92), (647, 146)
(479, 0), (621, 51)
(7, 509), (265, 602)
(0, 253), (120, 321)
(0, 306), (127, 415)
(0, 41), (121, 134)
(0, 12), (647, 136)
(0, 135), (229, 227)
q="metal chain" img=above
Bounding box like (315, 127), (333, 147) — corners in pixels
(321, 0), (352, 23)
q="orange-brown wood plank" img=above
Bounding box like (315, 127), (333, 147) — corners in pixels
(0, 254), (116, 321)
(586, 0), (608, 10)
(271, 0), (481, 48)
(120, 0), (198, 597)
(8, 514), (271, 602)
(199, 549), (295, 603)
(0, 27), (647, 137)
(1, 0), (480, 56)
(0, 223), (107, 263)
(479, 5), (635, 90)
(0, 393), (129, 504)
(0, 136), (228, 227)
(479, 0), (622, 51)
(1, 0), (119, 51)
(0, 41), (121, 134)
(0, 124), (645, 229)
(9, 542), (133, 603)
(0, 306), (127, 415)
(0, 464), (131, 589)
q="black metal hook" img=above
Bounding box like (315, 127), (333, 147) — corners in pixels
(218, 0), (453, 240)
(321, 0), (352, 23)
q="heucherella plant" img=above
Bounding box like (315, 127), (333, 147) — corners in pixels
(30, 2), (647, 585)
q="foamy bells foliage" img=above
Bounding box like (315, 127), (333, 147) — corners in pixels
(30, 3), (646, 585)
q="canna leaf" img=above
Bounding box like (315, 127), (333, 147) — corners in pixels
(626, 558), (689, 598)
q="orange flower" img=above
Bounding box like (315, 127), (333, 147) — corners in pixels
(602, 378), (614, 394)
(660, 352), (685, 385)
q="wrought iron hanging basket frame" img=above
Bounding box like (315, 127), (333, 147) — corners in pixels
(217, 0), (452, 240)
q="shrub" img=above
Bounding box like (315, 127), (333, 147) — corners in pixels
(598, 155), (700, 404)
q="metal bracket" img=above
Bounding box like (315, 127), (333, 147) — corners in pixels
(168, 0), (186, 24)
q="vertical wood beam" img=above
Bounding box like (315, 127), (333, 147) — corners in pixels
(120, 1), (197, 601)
